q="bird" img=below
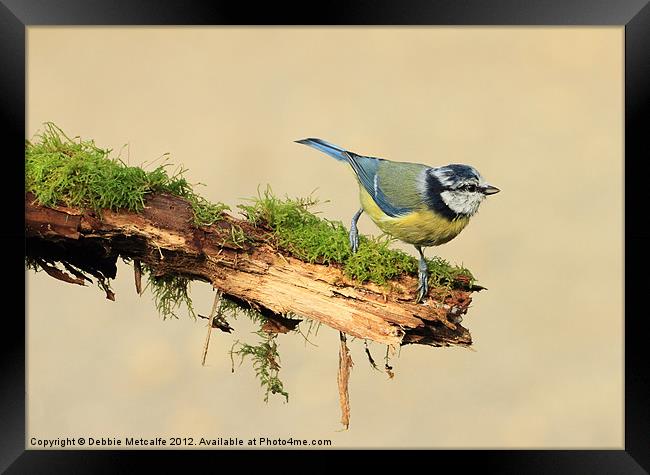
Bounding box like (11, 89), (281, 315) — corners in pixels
(295, 137), (500, 303)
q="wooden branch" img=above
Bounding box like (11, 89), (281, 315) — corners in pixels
(25, 192), (480, 348)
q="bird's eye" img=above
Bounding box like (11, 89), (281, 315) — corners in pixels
(465, 184), (477, 192)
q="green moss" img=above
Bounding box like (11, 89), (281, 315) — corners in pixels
(344, 236), (416, 284)
(239, 191), (351, 264)
(141, 264), (196, 320)
(230, 330), (289, 403)
(239, 187), (475, 288)
(25, 122), (229, 226)
(189, 195), (231, 227)
(219, 297), (290, 403)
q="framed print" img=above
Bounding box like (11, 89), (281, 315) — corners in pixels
(3, 0), (649, 472)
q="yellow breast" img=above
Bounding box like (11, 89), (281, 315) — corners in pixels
(359, 187), (470, 247)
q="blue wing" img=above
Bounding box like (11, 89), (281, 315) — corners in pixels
(345, 152), (413, 217)
(296, 138), (416, 217)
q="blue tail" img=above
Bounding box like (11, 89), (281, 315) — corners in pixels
(295, 137), (349, 162)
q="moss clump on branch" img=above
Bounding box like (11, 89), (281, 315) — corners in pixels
(239, 188), (476, 289)
(25, 122), (229, 226)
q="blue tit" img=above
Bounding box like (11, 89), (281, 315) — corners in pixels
(295, 137), (500, 303)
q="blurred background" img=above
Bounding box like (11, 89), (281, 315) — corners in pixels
(26, 27), (623, 448)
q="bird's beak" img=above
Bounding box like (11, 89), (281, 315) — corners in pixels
(482, 185), (500, 195)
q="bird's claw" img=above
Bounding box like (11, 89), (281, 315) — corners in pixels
(416, 250), (429, 303)
(416, 270), (429, 303)
(349, 209), (363, 254)
(349, 231), (359, 254)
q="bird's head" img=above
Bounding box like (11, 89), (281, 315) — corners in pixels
(425, 164), (500, 218)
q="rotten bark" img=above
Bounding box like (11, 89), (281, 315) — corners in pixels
(25, 192), (480, 348)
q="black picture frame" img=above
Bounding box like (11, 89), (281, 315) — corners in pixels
(3, 0), (648, 472)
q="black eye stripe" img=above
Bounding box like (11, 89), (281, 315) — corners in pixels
(453, 184), (477, 192)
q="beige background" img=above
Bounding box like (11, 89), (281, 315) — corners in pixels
(26, 27), (623, 448)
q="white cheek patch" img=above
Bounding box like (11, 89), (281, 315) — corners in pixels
(440, 190), (484, 216)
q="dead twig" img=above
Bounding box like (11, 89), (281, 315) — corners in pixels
(35, 258), (86, 286)
(134, 259), (142, 295)
(364, 340), (380, 371)
(201, 290), (223, 366)
(337, 332), (353, 430)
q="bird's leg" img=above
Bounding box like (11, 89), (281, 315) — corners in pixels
(349, 208), (363, 253)
(415, 246), (429, 303)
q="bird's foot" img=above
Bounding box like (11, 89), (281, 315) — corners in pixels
(416, 270), (429, 303)
(349, 209), (363, 254)
(349, 228), (359, 254)
(416, 257), (429, 303)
